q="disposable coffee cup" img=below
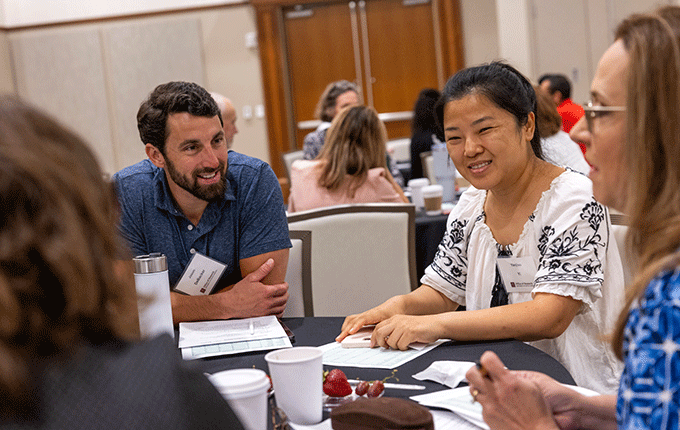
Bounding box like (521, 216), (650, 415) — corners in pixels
(408, 178), (430, 209)
(209, 368), (270, 430)
(265, 347), (323, 425)
(422, 184), (444, 215)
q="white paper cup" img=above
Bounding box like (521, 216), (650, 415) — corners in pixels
(422, 184), (444, 215)
(265, 346), (323, 425)
(209, 368), (270, 430)
(408, 178), (430, 209)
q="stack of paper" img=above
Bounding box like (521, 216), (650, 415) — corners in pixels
(178, 316), (292, 360)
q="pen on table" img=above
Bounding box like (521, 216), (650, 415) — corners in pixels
(249, 320), (254, 335)
(347, 380), (426, 390)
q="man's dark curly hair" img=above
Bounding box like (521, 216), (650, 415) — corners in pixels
(137, 81), (222, 155)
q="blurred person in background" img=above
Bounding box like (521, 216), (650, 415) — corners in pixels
(533, 84), (590, 175)
(289, 105), (408, 212)
(302, 80), (360, 160)
(409, 88), (444, 180)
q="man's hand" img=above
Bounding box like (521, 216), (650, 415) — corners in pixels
(170, 258), (288, 323)
(219, 258), (288, 318)
(216, 258), (289, 319)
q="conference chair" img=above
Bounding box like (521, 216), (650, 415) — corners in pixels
(287, 203), (417, 317)
(283, 230), (313, 317)
(386, 138), (411, 163)
(281, 150), (305, 183)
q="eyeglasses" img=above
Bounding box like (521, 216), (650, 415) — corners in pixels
(583, 100), (626, 133)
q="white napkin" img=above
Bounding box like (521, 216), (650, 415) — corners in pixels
(412, 360), (476, 388)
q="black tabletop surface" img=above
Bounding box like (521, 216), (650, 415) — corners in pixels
(191, 317), (575, 395)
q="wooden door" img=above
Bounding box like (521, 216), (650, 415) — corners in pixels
(284, 1), (361, 150)
(283, 0), (442, 150)
(360, 0), (441, 139)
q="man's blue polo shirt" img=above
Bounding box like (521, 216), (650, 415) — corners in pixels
(113, 151), (291, 289)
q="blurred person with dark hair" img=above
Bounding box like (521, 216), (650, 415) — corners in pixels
(0, 95), (244, 429)
(533, 84), (589, 175)
(409, 88), (444, 179)
(303, 80), (360, 160)
(289, 105), (408, 212)
(538, 73), (585, 135)
(114, 81), (291, 324)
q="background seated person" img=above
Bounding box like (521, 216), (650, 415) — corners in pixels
(533, 84), (590, 175)
(288, 105), (409, 212)
(113, 81), (291, 324)
(303, 80), (360, 161)
(337, 62), (624, 395)
(409, 88), (444, 180)
(0, 96), (244, 429)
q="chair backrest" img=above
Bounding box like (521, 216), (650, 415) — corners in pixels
(287, 203), (417, 317)
(610, 211), (632, 288)
(386, 138), (411, 163)
(281, 150), (305, 182)
(283, 230), (313, 317)
(421, 153), (436, 185)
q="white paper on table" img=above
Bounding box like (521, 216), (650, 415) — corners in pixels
(319, 340), (446, 369)
(411, 387), (489, 429)
(412, 360), (476, 388)
(430, 409), (485, 430)
(178, 316), (286, 348)
(290, 419), (332, 430)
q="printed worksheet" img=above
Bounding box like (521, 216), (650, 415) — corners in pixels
(319, 340), (446, 369)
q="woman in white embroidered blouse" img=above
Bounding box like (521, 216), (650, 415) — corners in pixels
(337, 62), (625, 394)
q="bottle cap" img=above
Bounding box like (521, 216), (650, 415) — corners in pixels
(133, 253), (167, 274)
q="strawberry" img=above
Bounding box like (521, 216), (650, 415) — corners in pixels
(367, 380), (384, 398)
(355, 380), (370, 396)
(323, 369), (352, 397)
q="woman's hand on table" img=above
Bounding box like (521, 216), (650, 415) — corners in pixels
(371, 314), (443, 350)
(465, 351), (561, 430)
(336, 306), (393, 342)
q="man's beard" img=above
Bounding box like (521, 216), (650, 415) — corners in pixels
(164, 157), (227, 202)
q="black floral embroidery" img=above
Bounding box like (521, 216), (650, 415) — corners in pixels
(431, 218), (470, 293)
(535, 198), (606, 283)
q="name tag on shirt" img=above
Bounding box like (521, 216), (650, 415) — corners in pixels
(174, 252), (227, 296)
(496, 256), (536, 293)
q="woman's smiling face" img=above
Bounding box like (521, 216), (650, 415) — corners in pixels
(443, 92), (536, 192)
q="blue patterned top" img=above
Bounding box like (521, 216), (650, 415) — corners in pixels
(618, 268), (680, 429)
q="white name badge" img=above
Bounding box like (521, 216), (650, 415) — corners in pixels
(496, 256), (536, 294)
(174, 252), (227, 296)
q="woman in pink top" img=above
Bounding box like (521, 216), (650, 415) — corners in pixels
(288, 105), (408, 212)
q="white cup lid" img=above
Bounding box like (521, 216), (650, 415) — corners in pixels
(209, 368), (270, 398)
(408, 178), (430, 188)
(422, 184), (444, 197)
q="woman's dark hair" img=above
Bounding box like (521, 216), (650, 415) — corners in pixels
(435, 61), (543, 159)
(315, 80), (359, 122)
(411, 88), (443, 141)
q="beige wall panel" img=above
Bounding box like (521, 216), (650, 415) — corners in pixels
(10, 27), (116, 173)
(532, 0), (590, 103)
(102, 18), (205, 172)
(460, 0), (499, 68)
(199, 6), (270, 165)
(0, 30), (15, 93)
